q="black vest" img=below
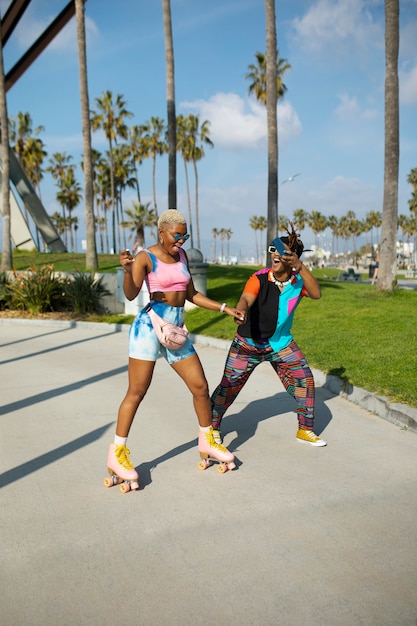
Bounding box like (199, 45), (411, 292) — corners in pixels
(238, 272), (280, 339)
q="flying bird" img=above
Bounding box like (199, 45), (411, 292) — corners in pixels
(281, 173), (301, 184)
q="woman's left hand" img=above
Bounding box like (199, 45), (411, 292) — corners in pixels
(224, 306), (245, 322)
(280, 250), (301, 271)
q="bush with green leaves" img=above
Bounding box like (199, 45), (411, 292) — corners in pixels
(64, 272), (111, 314)
(0, 272), (11, 310)
(6, 265), (66, 314)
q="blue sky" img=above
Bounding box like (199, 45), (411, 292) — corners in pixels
(1, 0), (416, 261)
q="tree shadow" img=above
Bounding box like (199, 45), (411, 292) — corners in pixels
(0, 422), (114, 489)
(132, 387), (334, 489)
(0, 365), (127, 416)
(218, 387), (333, 453)
(134, 438), (197, 490)
(0, 327), (123, 367)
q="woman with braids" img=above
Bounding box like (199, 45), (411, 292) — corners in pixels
(211, 223), (327, 447)
(106, 209), (245, 490)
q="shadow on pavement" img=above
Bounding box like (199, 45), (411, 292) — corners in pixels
(0, 422), (114, 489)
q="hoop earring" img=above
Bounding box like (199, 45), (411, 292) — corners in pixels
(160, 238), (164, 244)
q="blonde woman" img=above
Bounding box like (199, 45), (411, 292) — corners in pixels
(106, 210), (244, 490)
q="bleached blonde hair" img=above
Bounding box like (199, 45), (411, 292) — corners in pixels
(158, 209), (186, 229)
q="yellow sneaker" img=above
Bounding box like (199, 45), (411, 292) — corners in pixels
(296, 429), (327, 447)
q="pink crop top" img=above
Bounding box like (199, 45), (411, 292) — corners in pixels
(144, 248), (191, 293)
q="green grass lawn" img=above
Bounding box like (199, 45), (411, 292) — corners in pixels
(2, 252), (416, 408)
(7, 250), (121, 273)
(186, 266), (417, 408)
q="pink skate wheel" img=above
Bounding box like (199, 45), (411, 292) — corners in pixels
(119, 482), (131, 494)
(103, 476), (115, 488)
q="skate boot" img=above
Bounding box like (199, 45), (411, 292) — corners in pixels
(104, 443), (139, 493)
(197, 427), (235, 473)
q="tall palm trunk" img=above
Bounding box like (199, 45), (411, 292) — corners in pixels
(162, 0), (177, 209)
(183, 158), (193, 246)
(0, 22), (12, 271)
(193, 159), (200, 249)
(379, 0), (399, 290)
(265, 0), (278, 250)
(75, 0), (98, 270)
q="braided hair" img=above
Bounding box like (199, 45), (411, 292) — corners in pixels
(279, 222), (304, 258)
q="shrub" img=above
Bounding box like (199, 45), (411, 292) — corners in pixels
(64, 272), (111, 314)
(0, 272), (11, 310)
(6, 265), (66, 314)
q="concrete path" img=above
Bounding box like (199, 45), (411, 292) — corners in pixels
(1, 320), (417, 626)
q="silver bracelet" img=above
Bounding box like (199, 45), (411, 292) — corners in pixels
(220, 302), (227, 313)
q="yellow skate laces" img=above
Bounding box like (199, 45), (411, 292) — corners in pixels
(114, 445), (134, 470)
(205, 432), (228, 453)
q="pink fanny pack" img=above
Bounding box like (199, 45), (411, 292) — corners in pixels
(146, 305), (189, 350)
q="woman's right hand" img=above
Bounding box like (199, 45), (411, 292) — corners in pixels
(120, 249), (134, 274)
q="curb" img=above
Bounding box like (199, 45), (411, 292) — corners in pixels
(1, 318), (416, 435)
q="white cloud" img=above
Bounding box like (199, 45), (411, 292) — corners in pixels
(13, 8), (98, 54)
(180, 92), (301, 150)
(290, 0), (382, 56)
(334, 93), (379, 121)
(400, 65), (417, 105)
(307, 175), (381, 218)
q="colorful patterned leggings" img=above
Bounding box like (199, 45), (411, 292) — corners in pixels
(211, 334), (315, 430)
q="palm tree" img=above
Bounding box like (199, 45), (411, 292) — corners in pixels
(326, 215), (339, 257)
(211, 227), (219, 262)
(141, 116), (167, 218)
(91, 91), (133, 252)
(245, 50), (291, 104)
(47, 152), (75, 247)
(112, 143), (136, 250)
(407, 167), (417, 190)
(127, 124), (145, 203)
(75, 0), (97, 270)
(187, 114), (213, 249)
(250, 215), (267, 264)
(9, 112), (45, 167)
(307, 211), (327, 250)
(23, 135), (47, 198)
(50, 211), (67, 238)
(0, 22), (12, 271)
(180, 114), (214, 248)
(218, 227), (226, 262)
(349, 217), (365, 254)
(365, 210), (382, 254)
(56, 168), (82, 251)
(246, 9), (291, 254)
(95, 157), (111, 252)
(398, 214), (413, 255)
(378, 0), (399, 290)
(162, 0), (176, 209)
(338, 215), (351, 255)
(278, 213), (288, 232)
(177, 114), (194, 245)
(292, 208), (308, 233)
(407, 168), (417, 263)
(9, 113), (47, 248)
(224, 228), (233, 263)
(47, 152), (75, 246)
(123, 201), (157, 250)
